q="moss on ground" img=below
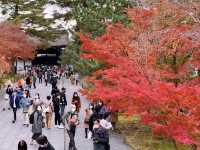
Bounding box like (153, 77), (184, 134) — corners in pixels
(116, 115), (192, 150)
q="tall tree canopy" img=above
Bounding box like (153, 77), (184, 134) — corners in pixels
(59, 0), (132, 75)
(80, 0), (200, 148)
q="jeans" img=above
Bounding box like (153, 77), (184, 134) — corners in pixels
(54, 111), (61, 125)
(60, 105), (65, 117)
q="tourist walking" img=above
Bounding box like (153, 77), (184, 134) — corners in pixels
(4, 84), (13, 110)
(52, 96), (62, 128)
(25, 76), (31, 89)
(44, 71), (48, 86)
(71, 92), (81, 113)
(63, 105), (79, 150)
(44, 96), (53, 129)
(60, 87), (67, 117)
(32, 73), (37, 89)
(10, 91), (21, 123)
(20, 90), (31, 127)
(84, 108), (92, 139)
(38, 70), (43, 84)
(30, 105), (43, 145)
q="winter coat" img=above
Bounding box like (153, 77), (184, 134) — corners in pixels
(6, 87), (13, 96)
(60, 93), (67, 106)
(52, 98), (60, 112)
(93, 126), (109, 150)
(32, 110), (43, 134)
(51, 88), (59, 96)
(9, 95), (21, 109)
(20, 97), (30, 108)
(99, 105), (109, 117)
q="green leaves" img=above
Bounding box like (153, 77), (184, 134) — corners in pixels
(0, 0), (66, 41)
(59, 0), (131, 75)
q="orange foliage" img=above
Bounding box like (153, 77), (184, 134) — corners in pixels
(0, 22), (37, 74)
(80, 1), (200, 147)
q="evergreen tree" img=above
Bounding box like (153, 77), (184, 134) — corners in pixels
(0, 0), (68, 42)
(59, 0), (132, 75)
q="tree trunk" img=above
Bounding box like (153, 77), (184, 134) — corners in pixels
(172, 139), (179, 150)
(191, 144), (197, 150)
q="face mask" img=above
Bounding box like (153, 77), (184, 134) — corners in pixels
(93, 124), (99, 129)
(71, 108), (76, 112)
(37, 107), (41, 111)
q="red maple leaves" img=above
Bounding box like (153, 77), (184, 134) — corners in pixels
(0, 22), (37, 74)
(80, 1), (200, 147)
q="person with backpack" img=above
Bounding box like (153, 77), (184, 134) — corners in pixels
(63, 105), (79, 150)
(30, 105), (43, 145)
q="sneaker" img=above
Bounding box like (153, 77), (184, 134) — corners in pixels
(58, 125), (64, 129)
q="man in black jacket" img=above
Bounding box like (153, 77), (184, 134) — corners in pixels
(60, 88), (67, 117)
(52, 96), (61, 128)
(10, 91), (21, 123)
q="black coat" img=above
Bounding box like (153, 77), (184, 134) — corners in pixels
(9, 95), (21, 109)
(60, 93), (67, 106)
(6, 87), (13, 96)
(93, 126), (109, 150)
(38, 143), (55, 150)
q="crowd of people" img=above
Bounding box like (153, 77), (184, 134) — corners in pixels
(3, 65), (118, 150)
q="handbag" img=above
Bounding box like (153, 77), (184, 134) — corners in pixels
(4, 94), (9, 100)
(42, 122), (45, 128)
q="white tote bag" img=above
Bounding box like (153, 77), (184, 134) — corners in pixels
(4, 94), (9, 101)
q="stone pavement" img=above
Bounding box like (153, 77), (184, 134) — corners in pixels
(0, 79), (131, 150)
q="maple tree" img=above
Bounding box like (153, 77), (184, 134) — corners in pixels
(0, 22), (37, 74)
(80, 1), (200, 149)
